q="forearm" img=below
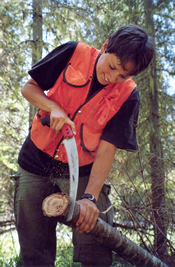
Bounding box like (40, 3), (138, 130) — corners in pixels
(84, 140), (116, 200)
(21, 78), (76, 133)
(21, 78), (61, 112)
(75, 140), (116, 233)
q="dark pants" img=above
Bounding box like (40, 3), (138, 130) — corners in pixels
(14, 167), (113, 267)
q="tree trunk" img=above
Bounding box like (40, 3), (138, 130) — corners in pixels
(144, 0), (167, 257)
(29, 0), (43, 125)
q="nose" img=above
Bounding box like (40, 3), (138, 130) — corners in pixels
(109, 72), (119, 83)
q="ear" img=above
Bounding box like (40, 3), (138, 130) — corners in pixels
(101, 39), (109, 54)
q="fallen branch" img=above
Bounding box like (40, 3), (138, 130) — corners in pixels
(42, 193), (168, 267)
(112, 222), (154, 231)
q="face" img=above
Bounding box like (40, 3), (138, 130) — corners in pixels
(96, 40), (134, 85)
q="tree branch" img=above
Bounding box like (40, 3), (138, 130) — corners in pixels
(42, 193), (168, 267)
(0, 227), (16, 235)
(154, 0), (165, 9)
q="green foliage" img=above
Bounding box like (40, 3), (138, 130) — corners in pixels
(0, 230), (21, 267)
(0, 0), (30, 175)
(55, 224), (78, 267)
(55, 248), (81, 267)
(0, 226), (81, 267)
(112, 254), (136, 266)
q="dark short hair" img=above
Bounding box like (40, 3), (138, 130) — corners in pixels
(106, 24), (154, 76)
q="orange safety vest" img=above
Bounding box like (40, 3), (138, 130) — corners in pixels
(30, 42), (137, 166)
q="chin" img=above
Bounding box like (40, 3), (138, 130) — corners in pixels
(101, 81), (108, 85)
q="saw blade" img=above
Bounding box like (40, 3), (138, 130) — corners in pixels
(63, 136), (79, 221)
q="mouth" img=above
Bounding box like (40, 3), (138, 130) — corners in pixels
(104, 74), (109, 83)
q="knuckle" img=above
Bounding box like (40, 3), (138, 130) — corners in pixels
(88, 223), (95, 232)
(80, 207), (86, 216)
(89, 225), (94, 231)
(77, 224), (84, 230)
(76, 219), (83, 227)
(83, 217), (89, 224)
(79, 214), (84, 221)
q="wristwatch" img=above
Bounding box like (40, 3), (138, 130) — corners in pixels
(80, 193), (97, 204)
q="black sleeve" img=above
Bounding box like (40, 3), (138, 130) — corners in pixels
(28, 41), (78, 90)
(101, 87), (140, 152)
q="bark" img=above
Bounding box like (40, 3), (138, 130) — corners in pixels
(29, 0), (43, 125)
(42, 193), (168, 267)
(144, 0), (167, 257)
(70, 206), (167, 267)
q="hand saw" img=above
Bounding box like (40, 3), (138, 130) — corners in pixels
(41, 115), (79, 221)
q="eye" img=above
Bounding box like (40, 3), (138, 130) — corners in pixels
(109, 65), (115, 70)
(121, 75), (127, 79)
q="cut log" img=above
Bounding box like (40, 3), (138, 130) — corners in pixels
(42, 193), (71, 217)
(42, 193), (167, 267)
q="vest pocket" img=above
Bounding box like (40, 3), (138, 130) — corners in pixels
(63, 63), (90, 88)
(80, 123), (102, 158)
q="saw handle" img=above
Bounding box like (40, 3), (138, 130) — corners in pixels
(40, 115), (50, 126)
(40, 115), (73, 138)
(62, 124), (73, 138)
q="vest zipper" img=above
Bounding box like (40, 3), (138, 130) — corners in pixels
(53, 54), (105, 158)
(53, 82), (106, 159)
(85, 53), (101, 100)
(71, 86), (106, 121)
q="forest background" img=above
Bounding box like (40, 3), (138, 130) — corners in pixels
(0, 0), (174, 266)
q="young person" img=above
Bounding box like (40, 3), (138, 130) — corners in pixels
(14, 24), (154, 267)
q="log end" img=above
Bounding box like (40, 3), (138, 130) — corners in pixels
(42, 192), (71, 217)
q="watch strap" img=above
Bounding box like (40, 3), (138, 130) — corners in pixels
(80, 193), (97, 204)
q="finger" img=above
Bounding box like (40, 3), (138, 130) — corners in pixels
(50, 113), (76, 135)
(81, 205), (99, 233)
(76, 203), (99, 233)
(50, 116), (60, 132)
(76, 205), (92, 233)
(75, 202), (87, 228)
(51, 118), (67, 133)
(52, 119), (62, 133)
(55, 120), (65, 133)
(70, 122), (76, 135)
(86, 209), (99, 233)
